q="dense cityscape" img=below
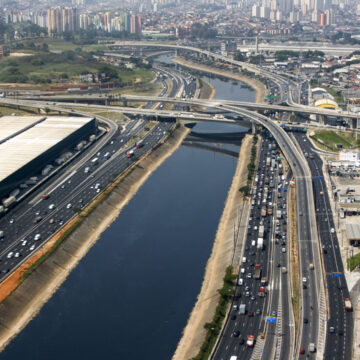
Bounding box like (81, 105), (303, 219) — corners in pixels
(0, 1), (359, 360)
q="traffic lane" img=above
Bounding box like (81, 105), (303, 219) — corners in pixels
(0, 122), (174, 277)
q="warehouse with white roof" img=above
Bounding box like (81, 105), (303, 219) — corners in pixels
(0, 115), (96, 200)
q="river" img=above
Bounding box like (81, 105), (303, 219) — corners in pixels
(0, 55), (255, 360)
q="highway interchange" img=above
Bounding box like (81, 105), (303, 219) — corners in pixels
(0, 47), (355, 360)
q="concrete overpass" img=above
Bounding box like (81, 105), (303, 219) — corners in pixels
(0, 95), (327, 359)
(18, 94), (360, 128)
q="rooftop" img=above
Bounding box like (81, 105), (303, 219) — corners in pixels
(346, 222), (360, 240)
(0, 116), (94, 184)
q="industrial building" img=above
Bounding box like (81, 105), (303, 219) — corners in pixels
(0, 115), (96, 201)
(346, 223), (360, 246)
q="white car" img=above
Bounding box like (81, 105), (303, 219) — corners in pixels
(14, 252), (20, 258)
(66, 203), (72, 209)
(303, 277), (307, 283)
(21, 240), (27, 246)
(241, 268), (245, 274)
(30, 245), (35, 251)
(6, 252), (14, 259)
(330, 228), (335, 234)
(34, 234), (41, 241)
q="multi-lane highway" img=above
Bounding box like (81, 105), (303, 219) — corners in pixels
(293, 132), (353, 360)
(0, 65), (194, 281)
(213, 133), (292, 360)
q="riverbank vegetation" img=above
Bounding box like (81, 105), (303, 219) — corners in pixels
(239, 134), (258, 196)
(310, 130), (360, 151)
(192, 266), (237, 360)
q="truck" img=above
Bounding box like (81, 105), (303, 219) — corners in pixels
(2, 196), (16, 208)
(261, 206), (267, 217)
(136, 140), (144, 148)
(266, 157), (271, 166)
(258, 286), (266, 297)
(344, 298), (353, 312)
(308, 343), (316, 353)
(247, 335), (255, 347)
(239, 304), (246, 315)
(260, 277), (268, 286)
(0, 230), (3, 238)
(127, 150), (134, 158)
(267, 206), (273, 215)
(254, 264), (261, 280)
(276, 210), (282, 219)
(257, 238), (264, 250)
(258, 225), (265, 238)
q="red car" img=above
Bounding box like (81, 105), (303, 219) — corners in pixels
(299, 347), (305, 355)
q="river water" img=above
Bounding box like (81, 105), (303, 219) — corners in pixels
(1, 55), (255, 360)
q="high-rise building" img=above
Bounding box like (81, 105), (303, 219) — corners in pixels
(252, 5), (260, 17)
(130, 14), (142, 34)
(121, 12), (131, 32)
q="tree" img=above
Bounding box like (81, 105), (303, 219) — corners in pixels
(234, 51), (245, 62)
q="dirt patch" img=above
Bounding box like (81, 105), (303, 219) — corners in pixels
(173, 57), (266, 104)
(172, 134), (253, 360)
(0, 125), (189, 352)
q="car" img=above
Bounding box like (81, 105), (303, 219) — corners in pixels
(271, 310), (278, 317)
(9, 218), (14, 224)
(299, 347), (305, 355)
(338, 330), (343, 336)
(245, 286), (250, 291)
(329, 326), (335, 333)
(251, 296), (256, 301)
(66, 203), (72, 209)
(330, 228), (335, 233)
(49, 218), (55, 224)
(255, 309), (261, 315)
(48, 204), (56, 210)
(299, 212), (303, 216)
(231, 314), (236, 320)
(239, 338), (245, 345)
(282, 247), (286, 253)
(303, 277), (307, 283)
(241, 268), (245, 274)
(14, 252), (20, 258)
(247, 273), (252, 279)
(248, 312), (254, 317)
(233, 305), (239, 311)
(21, 240), (27, 246)
(238, 278), (244, 286)
(6, 252), (14, 259)
(59, 220), (64, 226)
(34, 234), (41, 241)
(304, 318), (308, 324)
(233, 330), (240, 337)
(245, 291), (250, 297)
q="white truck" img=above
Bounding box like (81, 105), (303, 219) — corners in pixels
(258, 225), (265, 238)
(276, 210), (282, 219)
(257, 238), (264, 250)
(239, 304), (246, 315)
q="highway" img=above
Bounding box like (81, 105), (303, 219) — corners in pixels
(16, 94), (360, 121)
(0, 65), (192, 282)
(292, 132), (353, 360)
(0, 93), (330, 359)
(213, 134), (292, 360)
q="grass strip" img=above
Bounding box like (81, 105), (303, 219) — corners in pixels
(191, 266), (237, 360)
(239, 134), (258, 196)
(347, 252), (360, 271)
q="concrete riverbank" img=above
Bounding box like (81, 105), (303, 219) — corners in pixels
(172, 134), (254, 360)
(0, 124), (190, 352)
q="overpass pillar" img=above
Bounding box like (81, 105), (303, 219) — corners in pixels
(350, 118), (358, 129)
(319, 114), (326, 125)
(175, 48), (178, 57)
(252, 122), (256, 134)
(139, 47), (143, 57)
(123, 100), (128, 107)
